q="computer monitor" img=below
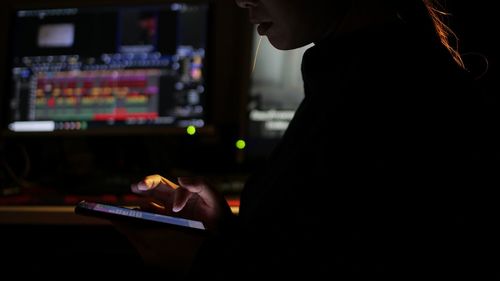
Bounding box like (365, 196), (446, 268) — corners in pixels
(4, 2), (210, 134)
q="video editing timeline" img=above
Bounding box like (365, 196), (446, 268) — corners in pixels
(34, 69), (163, 123)
(8, 4), (208, 132)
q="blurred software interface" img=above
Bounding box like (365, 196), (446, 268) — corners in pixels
(7, 4), (208, 132)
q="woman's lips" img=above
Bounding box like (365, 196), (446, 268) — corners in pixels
(257, 22), (273, 35)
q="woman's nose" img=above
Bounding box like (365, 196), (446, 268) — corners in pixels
(235, 0), (258, 9)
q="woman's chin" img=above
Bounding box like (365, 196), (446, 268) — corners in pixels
(268, 37), (305, 50)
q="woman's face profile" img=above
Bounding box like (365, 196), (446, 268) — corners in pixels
(235, 0), (351, 50)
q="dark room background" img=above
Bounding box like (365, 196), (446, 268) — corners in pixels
(0, 0), (497, 277)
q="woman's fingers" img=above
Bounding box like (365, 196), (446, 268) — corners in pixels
(144, 174), (179, 189)
(132, 174), (180, 194)
(131, 175), (163, 194)
(131, 175), (227, 223)
(131, 181), (149, 194)
(178, 177), (213, 206)
(173, 187), (194, 212)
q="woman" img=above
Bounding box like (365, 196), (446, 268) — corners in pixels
(127, 0), (496, 279)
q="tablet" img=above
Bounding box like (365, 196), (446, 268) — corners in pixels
(74, 200), (206, 232)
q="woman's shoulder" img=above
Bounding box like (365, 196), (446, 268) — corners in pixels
(302, 20), (462, 83)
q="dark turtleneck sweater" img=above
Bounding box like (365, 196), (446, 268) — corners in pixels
(190, 15), (498, 281)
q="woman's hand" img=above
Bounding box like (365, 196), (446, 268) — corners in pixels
(131, 174), (234, 233)
(113, 175), (234, 271)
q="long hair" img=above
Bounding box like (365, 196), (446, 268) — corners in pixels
(422, 0), (465, 69)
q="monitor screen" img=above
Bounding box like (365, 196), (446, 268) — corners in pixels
(5, 3), (209, 133)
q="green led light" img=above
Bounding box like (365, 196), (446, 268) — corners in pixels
(236, 139), (246, 150)
(186, 125), (197, 135)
